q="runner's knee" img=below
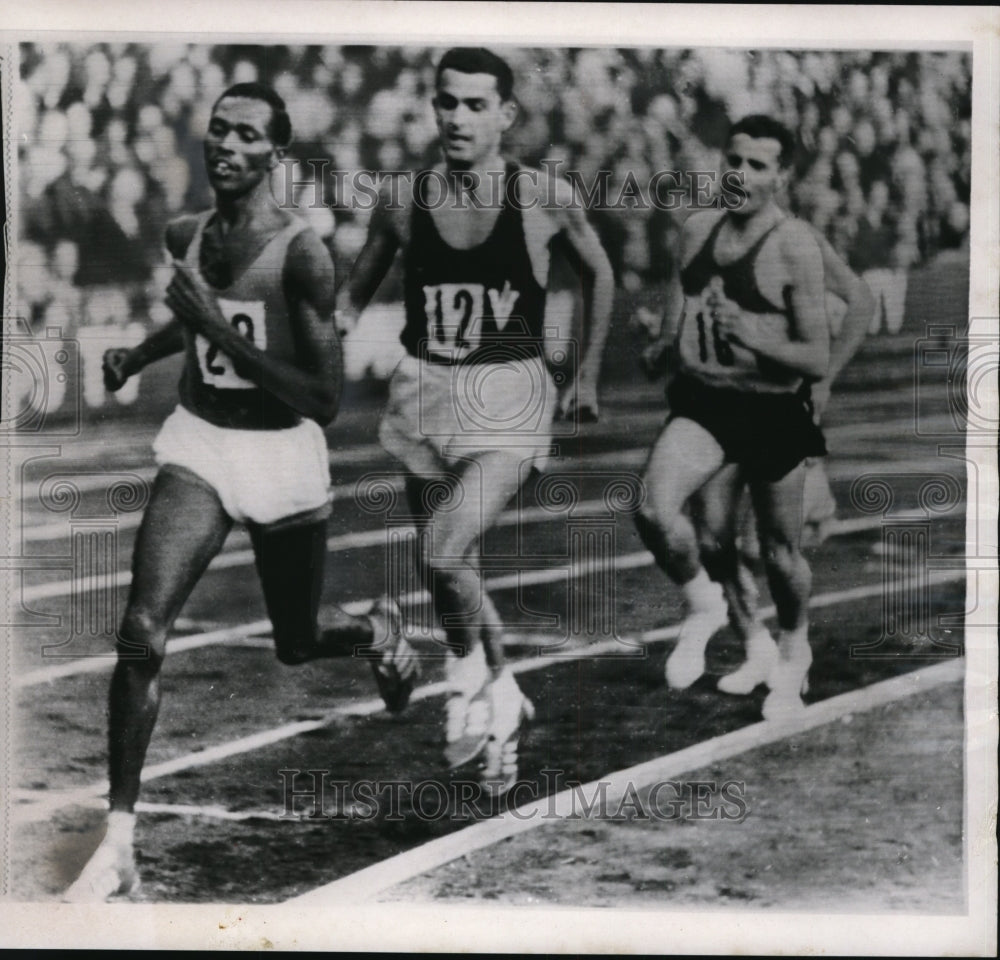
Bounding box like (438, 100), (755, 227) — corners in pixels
(425, 553), (466, 586)
(117, 608), (168, 666)
(758, 535), (803, 581)
(634, 506), (660, 539)
(274, 643), (310, 666)
(270, 616), (319, 665)
(700, 538), (738, 583)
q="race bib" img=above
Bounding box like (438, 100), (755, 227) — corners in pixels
(422, 282), (522, 359)
(196, 298), (266, 389)
(678, 279), (758, 377)
(423, 283), (485, 359)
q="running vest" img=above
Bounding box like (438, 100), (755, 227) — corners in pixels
(402, 162), (547, 365)
(177, 211), (309, 430)
(677, 215), (801, 393)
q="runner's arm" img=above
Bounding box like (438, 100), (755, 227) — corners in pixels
(551, 180), (614, 417)
(718, 223), (829, 379)
(333, 182), (402, 334)
(102, 219), (195, 390)
(640, 219), (693, 377)
(815, 231), (875, 385)
(165, 230), (342, 425)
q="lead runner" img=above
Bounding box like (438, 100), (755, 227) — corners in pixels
(336, 48), (614, 791)
(64, 83), (416, 902)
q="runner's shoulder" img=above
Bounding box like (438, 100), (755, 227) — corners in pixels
(520, 164), (581, 230)
(678, 209), (724, 261)
(164, 213), (203, 259)
(774, 216), (823, 264)
(682, 209), (725, 242)
(284, 219), (336, 300)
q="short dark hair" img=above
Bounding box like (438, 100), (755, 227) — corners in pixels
(212, 82), (292, 148)
(435, 47), (514, 102)
(728, 114), (795, 169)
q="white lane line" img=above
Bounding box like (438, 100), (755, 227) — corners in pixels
(15, 510), (958, 688)
(13, 512), (892, 688)
(16, 495), (634, 604)
(14, 446), (963, 605)
(288, 656), (965, 905)
(20, 475), (387, 543)
(18, 412), (959, 542)
(14, 540), (657, 687)
(21, 393), (952, 482)
(11, 568), (965, 822)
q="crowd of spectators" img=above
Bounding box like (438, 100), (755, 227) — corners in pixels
(16, 42), (972, 391)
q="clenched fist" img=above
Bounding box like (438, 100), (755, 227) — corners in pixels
(102, 348), (132, 392)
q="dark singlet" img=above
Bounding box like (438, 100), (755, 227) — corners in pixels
(677, 215), (801, 393)
(177, 211), (309, 430)
(402, 161), (547, 365)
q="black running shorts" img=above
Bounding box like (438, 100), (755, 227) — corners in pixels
(666, 373), (827, 482)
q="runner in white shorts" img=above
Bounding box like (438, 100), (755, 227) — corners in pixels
(337, 48), (614, 793)
(65, 83), (416, 903)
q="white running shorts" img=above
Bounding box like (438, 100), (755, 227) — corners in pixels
(152, 405), (332, 526)
(379, 354), (557, 477)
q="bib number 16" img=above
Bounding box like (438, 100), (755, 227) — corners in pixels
(696, 310), (736, 366)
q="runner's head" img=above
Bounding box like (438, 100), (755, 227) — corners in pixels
(205, 83), (291, 196)
(433, 47), (516, 168)
(725, 114), (795, 218)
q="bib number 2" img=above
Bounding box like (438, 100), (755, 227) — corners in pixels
(196, 298), (266, 389)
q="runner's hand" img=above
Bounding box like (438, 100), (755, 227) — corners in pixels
(166, 261), (221, 333)
(713, 302), (755, 349)
(558, 376), (599, 422)
(810, 379), (831, 423)
(102, 349), (132, 392)
(640, 340), (671, 379)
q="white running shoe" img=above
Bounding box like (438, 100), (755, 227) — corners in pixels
(444, 680), (493, 769)
(761, 640), (812, 722)
(443, 643), (492, 767)
(718, 626), (779, 695)
(63, 834), (139, 903)
(665, 586), (728, 690)
(479, 670), (535, 796)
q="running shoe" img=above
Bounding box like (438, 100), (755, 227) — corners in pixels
(368, 598), (419, 714)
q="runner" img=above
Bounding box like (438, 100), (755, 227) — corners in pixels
(336, 48), (614, 791)
(643, 228), (874, 694)
(634, 114), (829, 721)
(64, 83), (416, 902)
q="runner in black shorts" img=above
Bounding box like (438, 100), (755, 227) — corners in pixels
(644, 225), (875, 697)
(635, 115), (830, 721)
(665, 373), (825, 483)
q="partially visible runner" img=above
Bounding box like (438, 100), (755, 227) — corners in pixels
(65, 83), (416, 903)
(643, 226), (874, 694)
(634, 114), (830, 721)
(337, 48), (614, 792)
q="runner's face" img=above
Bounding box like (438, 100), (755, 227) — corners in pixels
(433, 69), (515, 167)
(204, 97), (279, 196)
(725, 133), (788, 217)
